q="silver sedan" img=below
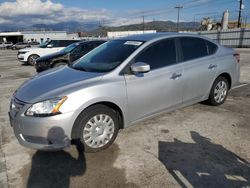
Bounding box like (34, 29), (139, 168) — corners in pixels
(9, 33), (240, 152)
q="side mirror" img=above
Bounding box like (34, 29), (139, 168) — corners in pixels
(47, 44), (53, 48)
(130, 62), (150, 74)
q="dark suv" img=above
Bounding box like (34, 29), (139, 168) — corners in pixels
(35, 40), (106, 72)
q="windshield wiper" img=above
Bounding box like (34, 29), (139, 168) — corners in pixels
(71, 66), (87, 72)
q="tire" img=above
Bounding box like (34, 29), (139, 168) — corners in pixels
(207, 76), (229, 106)
(72, 104), (119, 152)
(53, 62), (67, 68)
(36, 68), (43, 73)
(28, 54), (40, 65)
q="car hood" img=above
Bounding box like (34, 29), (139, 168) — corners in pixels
(15, 66), (105, 103)
(19, 47), (38, 52)
(37, 51), (66, 62)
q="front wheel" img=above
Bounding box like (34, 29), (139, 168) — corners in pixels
(73, 104), (119, 152)
(28, 54), (40, 65)
(207, 77), (229, 106)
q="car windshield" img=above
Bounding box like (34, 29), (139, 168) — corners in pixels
(71, 40), (143, 73)
(62, 42), (79, 53)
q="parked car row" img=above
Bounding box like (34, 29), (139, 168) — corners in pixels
(0, 41), (40, 50)
(35, 40), (105, 72)
(12, 42), (40, 50)
(0, 42), (13, 49)
(10, 33), (240, 152)
(17, 39), (80, 65)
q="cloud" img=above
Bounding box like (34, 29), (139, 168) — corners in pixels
(0, 0), (63, 17)
(0, 0), (111, 26)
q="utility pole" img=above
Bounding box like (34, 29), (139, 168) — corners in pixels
(245, 16), (248, 28)
(237, 0), (243, 28)
(142, 15), (145, 32)
(193, 16), (196, 31)
(175, 5), (183, 32)
(153, 18), (156, 30)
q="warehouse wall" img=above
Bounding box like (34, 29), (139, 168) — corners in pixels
(22, 31), (67, 43)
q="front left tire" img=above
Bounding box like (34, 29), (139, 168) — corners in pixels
(72, 104), (119, 152)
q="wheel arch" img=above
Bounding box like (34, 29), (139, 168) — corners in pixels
(217, 72), (232, 89)
(71, 101), (125, 139)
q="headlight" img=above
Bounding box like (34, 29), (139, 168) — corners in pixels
(25, 96), (67, 117)
(18, 51), (28, 54)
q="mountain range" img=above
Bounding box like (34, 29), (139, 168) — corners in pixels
(0, 20), (200, 34)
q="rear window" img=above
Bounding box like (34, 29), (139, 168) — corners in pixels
(180, 37), (208, 61)
(206, 41), (218, 55)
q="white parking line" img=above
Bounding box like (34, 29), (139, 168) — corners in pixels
(232, 83), (249, 90)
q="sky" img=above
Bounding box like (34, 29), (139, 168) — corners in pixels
(0, 0), (249, 27)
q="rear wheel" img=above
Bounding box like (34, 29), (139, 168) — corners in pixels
(73, 104), (119, 152)
(207, 76), (229, 106)
(28, 54), (40, 65)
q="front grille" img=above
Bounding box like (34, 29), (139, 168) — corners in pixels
(17, 51), (27, 55)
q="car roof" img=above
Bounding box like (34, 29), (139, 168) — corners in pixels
(115, 32), (206, 42)
(78, 40), (106, 45)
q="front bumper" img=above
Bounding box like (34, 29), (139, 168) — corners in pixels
(9, 98), (75, 151)
(17, 54), (27, 62)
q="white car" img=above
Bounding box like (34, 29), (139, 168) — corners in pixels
(17, 40), (79, 65)
(0, 42), (13, 49)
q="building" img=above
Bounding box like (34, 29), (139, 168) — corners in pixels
(0, 31), (67, 44)
(107, 30), (157, 39)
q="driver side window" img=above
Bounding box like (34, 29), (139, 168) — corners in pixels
(135, 38), (177, 70)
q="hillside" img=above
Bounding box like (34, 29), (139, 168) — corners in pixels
(0, 20), (200, 34)
(89, 21), (200, 36)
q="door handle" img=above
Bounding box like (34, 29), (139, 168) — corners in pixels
(170, 73), (182, 80)
(208, 64), (217, 69)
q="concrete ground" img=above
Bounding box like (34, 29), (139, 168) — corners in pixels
(0, 49), (249, 188)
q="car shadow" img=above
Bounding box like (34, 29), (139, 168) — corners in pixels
(26, 127), (137, 188)
(158, 131), (250, 188)
(21, 63), (30, 66)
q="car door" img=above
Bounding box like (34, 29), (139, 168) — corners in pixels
(179, 37), (218, 103)
(124, 38), (183, 123)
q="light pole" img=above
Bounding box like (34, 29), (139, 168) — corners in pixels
(175, 5), (183, 32)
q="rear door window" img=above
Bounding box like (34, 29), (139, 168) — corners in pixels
(135, 38), (177, 70)
(179, 37), (208, 61)
(206, 41), (218, 55)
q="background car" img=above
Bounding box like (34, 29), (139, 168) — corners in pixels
(17, 39), (80, 65)
(0, 42), (13, 49)
(12, 42), (31, 50)
(29, 41), (40, 48)
(35, 40), (106, 72)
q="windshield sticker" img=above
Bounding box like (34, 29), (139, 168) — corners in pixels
(124, 41), (143, 46)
